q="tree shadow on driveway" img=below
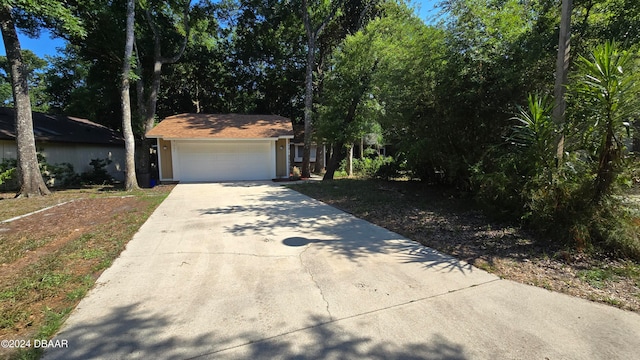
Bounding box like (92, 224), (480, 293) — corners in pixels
(42, 302), (218, 360)
(44, 304), (468, 360)
(199, 186), (474, 274)
(282, 236), (472, 273)
(194, 315), (468, 360)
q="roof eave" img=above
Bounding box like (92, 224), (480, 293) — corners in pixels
(149, 136), (292, 141)
(147, 135), (293, 141)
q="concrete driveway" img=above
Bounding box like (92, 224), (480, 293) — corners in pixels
(44, 183), (640, 359)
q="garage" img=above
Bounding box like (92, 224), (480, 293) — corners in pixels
(174, 140), (274, 182)
(146, 113), (293, 182)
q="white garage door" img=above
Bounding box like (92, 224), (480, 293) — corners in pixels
(174, 141), (274, 182)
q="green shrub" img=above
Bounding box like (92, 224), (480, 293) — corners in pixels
(471, 153), (526, 219)
(473, 93), (557, 220)
(569, 41), (639, 203)
(472, 42), (640, 260)
(375, 158), (407, 180)
(622, 157), (640, 192)
(1, 154), (115, 190)
(0, 158), (17, 186)
(591, 201), (640, 259)
(355, 156), (394, 178)
(36, 151), (81, 188)
(80, 158), (113, 185)
(1, 151), (57, 190)
(339, 155), (394, 178)
(47, 163), (81, 188)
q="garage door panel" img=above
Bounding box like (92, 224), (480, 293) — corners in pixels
(175, 141), (273, 182)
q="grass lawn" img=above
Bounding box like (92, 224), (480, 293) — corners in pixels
(0, 185), (173, 360)
(290, 178), (640, 312)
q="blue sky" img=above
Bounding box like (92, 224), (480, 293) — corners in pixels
(0, 0), (441, 59)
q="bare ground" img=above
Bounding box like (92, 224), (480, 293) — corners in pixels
(0, 186), (172, 359)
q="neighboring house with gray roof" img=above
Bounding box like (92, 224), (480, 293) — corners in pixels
(0, 107), (126, 182)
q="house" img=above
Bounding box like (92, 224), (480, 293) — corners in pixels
(146, 113), (294, 182)
(0, 107), (125, 181)
(290, 123), (326, 170)
(289, 124), (389, 172)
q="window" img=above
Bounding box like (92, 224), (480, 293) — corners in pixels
(294, 145), (316, 162)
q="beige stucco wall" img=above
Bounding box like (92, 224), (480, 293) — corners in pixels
(158, 139), (173, 180)
(0, 140), (125, 181)
(276, 138), (288, 178)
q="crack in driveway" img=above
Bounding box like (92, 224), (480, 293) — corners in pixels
(187, 277), (502, 359)
(158, 251), (294, 258)
(299, 244), (333, 320)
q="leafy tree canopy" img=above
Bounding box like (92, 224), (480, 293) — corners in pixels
(5, 0), (85, 38)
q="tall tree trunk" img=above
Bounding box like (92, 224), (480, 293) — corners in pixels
(121, 0), (139, 191)
(301, 0), (342, 179)
(139, 57), (164, 187)
(346, 144), (353, 177)
(320, 59), (377, 181)
(144, 59), (163, 133)
(0, 6), (50, 198)
(136, 1), (190, 185)
(593, 120), (619, 203)
(193, 82), (201, 113)
(141, 0), (190, 134)
(302, 31), (315, 179)
(323, 142), (346, 180)
(313, 143), (324, 173)
(552, 0), (572, 168)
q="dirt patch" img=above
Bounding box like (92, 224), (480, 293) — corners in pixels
(0, 187), (171, 359)
(0, 197), (141, 282)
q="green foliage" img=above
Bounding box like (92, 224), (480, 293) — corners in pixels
(3, 153), (114, 189)
(339, 155), (394, 178)
(508, 93), (556, 171)
(0, 167), (15, 185)
(577, 261), (640, 289)
(0, 158), (17, 186)
(80, 158), (113, 185)
(411, 0), (557, 187)
(43, 45), (92, 117)
(569, 40), (640, 202)
(472, 93), (555, 215)
(53, 0), (128, 129)
(46, 162), (81, 188)
(374, 157), (406, 180)
(320, 4), (452, 183)
(589, 200), (640, 259)
(315, 13), (383, 145)
(471, 153), (523, 218)
(474, 41), (640, 259)
(0, 50), (50, 111)
(0, 151), (69, 190)
(473, 93), (558, 216)
(37, 154), (112, 188)
(441, 0), (535, 61)
(8, 0), (86, 39)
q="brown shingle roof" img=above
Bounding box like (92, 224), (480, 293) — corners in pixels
(146, 113), (294, 139)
